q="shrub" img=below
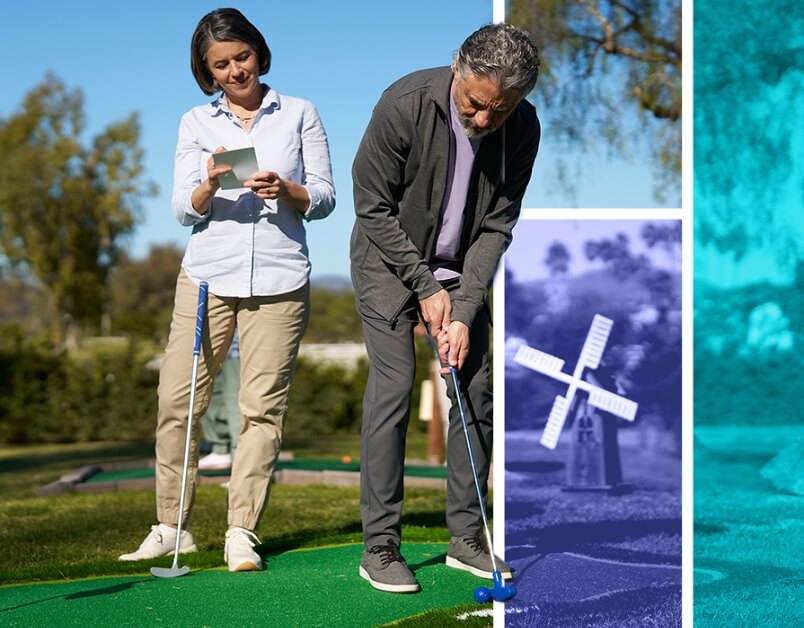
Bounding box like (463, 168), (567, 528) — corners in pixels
(0, 327), (435, 443)
(0, 327), (158, 444)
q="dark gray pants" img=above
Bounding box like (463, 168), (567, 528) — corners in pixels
(358, 289), (493, 548)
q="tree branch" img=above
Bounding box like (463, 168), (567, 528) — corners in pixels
(610, 0), (682, 57)
(580, 0), (680, 66)
(633, 85), (681, 121)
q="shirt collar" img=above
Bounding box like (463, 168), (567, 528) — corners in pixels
(209, 84), (280, 117)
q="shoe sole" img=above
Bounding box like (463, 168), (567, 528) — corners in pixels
(229, 560), (262, 572)
(445, 556), (513, 580)
(359, 566), (420, 593)
(118, 544), (198, 561)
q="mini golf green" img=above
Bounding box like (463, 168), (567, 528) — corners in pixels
(84, 459), (447, 483)
(36, 458), (449, 496)
(0, 543), (487, 627)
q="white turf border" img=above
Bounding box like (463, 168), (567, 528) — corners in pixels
(493, 0), (692, 626)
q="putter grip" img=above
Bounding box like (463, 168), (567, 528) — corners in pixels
(194, 281), (209, 356)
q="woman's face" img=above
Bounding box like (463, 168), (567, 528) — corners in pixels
(205, 40), (261, 103)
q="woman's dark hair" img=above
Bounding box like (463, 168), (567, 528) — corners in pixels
(190, 8), (271, 95)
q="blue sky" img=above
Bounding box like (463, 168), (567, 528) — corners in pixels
(2, 0), (667, 281)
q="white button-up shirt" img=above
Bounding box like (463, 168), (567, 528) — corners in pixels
(172, 85), (335, 297)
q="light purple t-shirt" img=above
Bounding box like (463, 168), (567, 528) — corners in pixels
(431, 92), (482, 281)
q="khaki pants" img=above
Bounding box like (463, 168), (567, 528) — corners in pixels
(155, 270), (309, 530)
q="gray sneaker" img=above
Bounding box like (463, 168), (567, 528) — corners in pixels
(359, 541), (420, 593)
(446, 533), (513, 579)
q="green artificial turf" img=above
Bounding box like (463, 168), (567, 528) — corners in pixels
(0, 543), (492, 627)
(0, 440), (493, 626)
(84, 458), (447, 484)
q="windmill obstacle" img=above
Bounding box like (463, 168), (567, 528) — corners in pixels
(513, 314), (638, 490)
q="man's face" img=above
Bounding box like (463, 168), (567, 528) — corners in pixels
(451, 68), (523, 139)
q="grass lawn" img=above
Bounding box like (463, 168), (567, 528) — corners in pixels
(0, 432), (438, 583)
(504, 429), (682, 627)
(0, 433), (498, 627)
(694, 425), (804, 627)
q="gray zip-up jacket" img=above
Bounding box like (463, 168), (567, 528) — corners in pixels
(350, 66), (540, 326)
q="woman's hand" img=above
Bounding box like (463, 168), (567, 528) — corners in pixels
(244, 171), (286, 200)
(206, 146), (232, 191)
(192, 146), (231, 214)
(245, 171), (311, 214)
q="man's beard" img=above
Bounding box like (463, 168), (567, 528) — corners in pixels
(458, 114), (497, 139)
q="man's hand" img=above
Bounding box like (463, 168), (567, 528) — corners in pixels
(437, 321), (470, 372)
(419, 289), (451, 337)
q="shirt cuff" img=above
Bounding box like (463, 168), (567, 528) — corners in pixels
(178, 190), (211, 225)
(302, 186), (322, 220)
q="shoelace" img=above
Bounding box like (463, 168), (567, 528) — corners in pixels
(227, 527), (261, 547)
(369, 542), (405, 567)
(463, 533), (488, 555)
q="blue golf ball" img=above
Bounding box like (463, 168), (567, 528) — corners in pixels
(474, 587), (492, 603)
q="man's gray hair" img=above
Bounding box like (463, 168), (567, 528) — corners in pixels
(454, 23), (540, 95)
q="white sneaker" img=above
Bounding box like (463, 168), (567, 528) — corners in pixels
(119, 524), (198, 561)
(198, 452), (232, 470)
(224, 527), (263, 572)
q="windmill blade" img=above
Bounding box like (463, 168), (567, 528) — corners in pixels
(540, 395), (571, 449)
(513, 345), (565, 377)
(588, 387), (638, 421)
(578, 315), (613, 370)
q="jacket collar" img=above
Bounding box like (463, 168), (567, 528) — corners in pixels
(428, 67), (455, 118)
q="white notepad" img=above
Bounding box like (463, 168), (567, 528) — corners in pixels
(212, 147), (259, 190)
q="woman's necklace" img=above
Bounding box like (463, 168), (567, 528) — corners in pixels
(230, 102), (258, 127)
(234, 112), (254, 126)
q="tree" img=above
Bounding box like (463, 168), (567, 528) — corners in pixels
(0, 74), (156, 344)
(0, 266), (49, 334)
(508, 0), (681, 199)
(584, 232), (651, 280)
(109, 244), (184, 341)
(585, 225), (681, 309)
(641, 220), (681, 267)
(544, 240), (571, 276)
(694, 0), (804, 266)
(306, 288), (364, 343)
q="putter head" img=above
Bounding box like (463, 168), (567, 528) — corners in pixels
(473, 571), (517, 603)
(150, 565), (190, 578)
(491, 581), (517, 602)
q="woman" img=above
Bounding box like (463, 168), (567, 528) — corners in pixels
(120, 8), (335, 571)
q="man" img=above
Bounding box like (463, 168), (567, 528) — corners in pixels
(350, 23), (541, 593)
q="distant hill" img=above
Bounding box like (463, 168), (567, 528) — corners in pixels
(311, 274), (354, 292)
